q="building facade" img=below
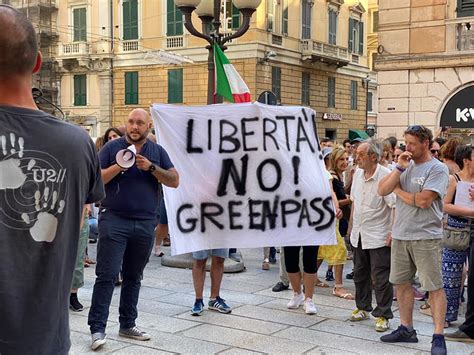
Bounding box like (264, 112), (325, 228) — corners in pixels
(376, 0), (474, 142)
(4, 0), (60, 116)
(57, 0), (371, 141)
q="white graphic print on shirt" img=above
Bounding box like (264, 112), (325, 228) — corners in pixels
(0, 132), (66, 242)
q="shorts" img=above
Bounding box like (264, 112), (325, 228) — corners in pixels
(192, 248), (228, 260)
(390, 238), (443, 292)
(159, 199), (168, 225)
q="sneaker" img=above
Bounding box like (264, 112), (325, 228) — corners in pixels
(303, 298), (317, 315)
(346, 271), (354, 280)
(191, 299), (204, 316)
(445, 329), (474, 343)
(69, 295), (84, 312)
(262, 260), (270, 270)
(287, 292), (305, 309)
(375, 317), (390, 332)
(91, 332), (106, 351)
(208, 296), (232, 314)
(349, 309), (369, 322)
(325, 270), (335, 281)
(118, 326), (151, 341)
(272, 282), (289, 292)
(431, 334), (447, 355)
(380, 325), (419, 343)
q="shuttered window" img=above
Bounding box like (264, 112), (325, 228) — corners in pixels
(73, 8), (86, 42)
(125, 72), (139, 105)
(167, 0), (183, 35)
(457, 0), (474, 17)
(302, 0), (311, 39)
(168, 69), (183, 104)
(74, 75), (86, 106)
(328, 77), (336, 108)
(328, 9), (337, 45)
(348, 18), (364, 54)
(350, 80), (358, 110)
(302, 72), (310, 106)
(272, 66), (281, 102)
(123, 0), (138, 40)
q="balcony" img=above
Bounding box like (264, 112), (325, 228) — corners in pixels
(456, 22), (474, 51)
(166, 36), (184, 49)
(301, 39), (349, 67)
(120, 40), (140, 52)
(58, 42), (90, 57)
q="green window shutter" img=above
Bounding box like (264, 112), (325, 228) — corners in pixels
(125, 72), (139, 105)
(232, 4), (240, 29)
(272, 66), (281, 102)
(167, 0), (183, 36)
(329, 10), (337, 45)
(348, 18), (354, 52)
(168, 69), (183, 103)
(282, 0), (288, 35)
(367, 91), (373, 112)
(74, 75), (86, 106)
(302, 72), (310, 106)
(359, 21), (364, 55)
(123, 0), (138, 40)
(73, 8), (86, 42)
(327, 77), (336, 108)
(351, 80), (358, 110)
(458, 0), (474, 17)
(302, 1), (311, 39)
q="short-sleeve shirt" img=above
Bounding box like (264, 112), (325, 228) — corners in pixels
(0, 106), (104, 355)
(391, 158), (449, 241)
(99, 136), (174, 220)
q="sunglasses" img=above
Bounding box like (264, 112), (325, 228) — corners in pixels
(430, 149), (439, 154)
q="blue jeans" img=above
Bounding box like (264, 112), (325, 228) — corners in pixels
(88, 211), (155, 333)
(89, 216), (99, 240)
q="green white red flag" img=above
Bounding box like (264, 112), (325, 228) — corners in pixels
(213, 44), (251, 103)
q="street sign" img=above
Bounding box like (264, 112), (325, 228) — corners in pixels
(257, 91), (277, 105)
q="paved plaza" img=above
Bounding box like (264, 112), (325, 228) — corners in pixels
(70, 247), (472, 354)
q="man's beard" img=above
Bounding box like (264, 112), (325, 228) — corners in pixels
(126, 131), (148, 143)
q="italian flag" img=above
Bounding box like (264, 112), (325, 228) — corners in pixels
(214, 43), (251, 103)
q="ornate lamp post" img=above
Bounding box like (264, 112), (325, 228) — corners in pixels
(173, 0), (261, 104)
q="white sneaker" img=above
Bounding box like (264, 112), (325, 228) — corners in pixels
(287, 292), (304, 309)
(304, 298), (317, 315)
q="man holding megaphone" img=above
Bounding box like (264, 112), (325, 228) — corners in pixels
(88, 108), (179, 351)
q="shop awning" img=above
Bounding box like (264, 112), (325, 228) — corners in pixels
(348, 129), (369, 141)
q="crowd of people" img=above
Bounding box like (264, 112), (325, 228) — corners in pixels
(1, 5), (474, 355)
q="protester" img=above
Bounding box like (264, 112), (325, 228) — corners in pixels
(378, 125), (449, 355)
(88, 108), (179, 350)
(103, 127), (123, 144)
(431, 140), (441, 160)
(0, 6), (104, 354)
(349, 140), (395, 332)
(440, 137), (462, 174)
(191, 249), (232, 316)
(320, 137), (334, 148)
(441, 145), (474, 328)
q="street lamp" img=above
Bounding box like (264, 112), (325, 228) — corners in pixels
(174, 0), (262, 104)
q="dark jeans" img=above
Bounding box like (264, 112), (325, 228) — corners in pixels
(353, 237), (393, 319)
(460, 237), (474, 338)
(88, 211), (155, 333)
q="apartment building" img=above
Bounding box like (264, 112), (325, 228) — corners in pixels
(377, 0), (474, 142)
(57, 0), (371, 140)
(4, 0), (60, 116)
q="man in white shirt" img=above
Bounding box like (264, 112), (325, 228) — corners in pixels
(349, 140), (396, 332)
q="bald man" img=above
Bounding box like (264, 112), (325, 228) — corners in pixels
(88, 109), (179, 350)
(0, 5), (104, 355)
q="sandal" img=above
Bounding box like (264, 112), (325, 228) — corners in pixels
(420, 303), (432, 317)
(84, 258), (96, 264)
(315, 280), (330, 288)
(162, 236), (171, 247)
(333, 286), (354, 300)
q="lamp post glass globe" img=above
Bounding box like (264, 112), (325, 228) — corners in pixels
(232, 0), (262, 9)
(173, 0), (201, 8)
(195, 0), (214, 17)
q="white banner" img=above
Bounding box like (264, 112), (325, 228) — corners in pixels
(151, 103), (336, 255)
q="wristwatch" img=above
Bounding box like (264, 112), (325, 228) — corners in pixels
(148, 164), (156, 173)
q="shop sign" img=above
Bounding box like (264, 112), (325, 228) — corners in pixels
(440, 85), (474, 129)
(322, 113), (342, 121)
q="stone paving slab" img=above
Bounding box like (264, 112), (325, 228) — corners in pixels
(231, 304), (325, 327)
(218, 348), (264, 355)
(182, 324), (316, 353)
(70, 330), (127, 354)
(194, 286), (275, 306)
(154, 291), (244, 310)
(112, 345), (175, 354)
(176, 309), (289, 335)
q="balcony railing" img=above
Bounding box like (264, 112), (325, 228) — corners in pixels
(301, 39), (349, 66)
(166, 36), (184, 49)
(121, 40), (140, 52)
(58, 42), (90, 57)
(456, 22), (474, 51)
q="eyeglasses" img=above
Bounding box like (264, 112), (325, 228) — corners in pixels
(430, 149), (439, 154)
